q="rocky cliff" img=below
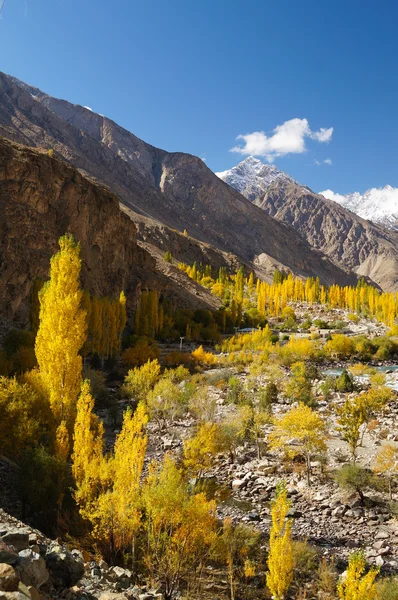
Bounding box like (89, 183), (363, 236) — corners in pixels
(0, 137), (220, 327)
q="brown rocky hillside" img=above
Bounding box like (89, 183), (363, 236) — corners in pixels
(0, 137), (221, 327)
(0, 72), (356, 289)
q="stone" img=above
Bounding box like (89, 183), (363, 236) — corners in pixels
(1, 533), (29, 553)
(246, 512), (261, 522)
(27, 588), (40, 600)
(375, 556), (384, 567)
(17, 549), (49, 589)
(0, 542), (18, 566)
(231, 479), (246, 490)
(0, 564), (19, 592)
(45, 546), (84, 588)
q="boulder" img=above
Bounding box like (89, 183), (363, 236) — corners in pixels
(17, 549), (49, 589)
(45, 545), (84, 588)
(0, 543), (18, 566)
(1, 533), (29, 553)
(0, 564), (19, 592)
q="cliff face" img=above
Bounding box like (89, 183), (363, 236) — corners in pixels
(0, 137), (220, 327)
(0, 72), (356, 288)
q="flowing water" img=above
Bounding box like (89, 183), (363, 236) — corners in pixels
(322, 365), (398, 391)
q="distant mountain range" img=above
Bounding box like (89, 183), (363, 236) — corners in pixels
(320, 186), (398, 230)
(217, 157), (398, 230)
(217, 157), (398, 291)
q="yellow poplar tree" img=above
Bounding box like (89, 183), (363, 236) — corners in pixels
(269, 403), (327, 486)
(337, 551), (379, 600)
(72, 380), (104, 517)
(266, 483), (293, 600)
(112, 403), (148, 554)
(35, 234), (87, 447)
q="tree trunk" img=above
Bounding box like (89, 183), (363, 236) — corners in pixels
(306, 455), (311, 486)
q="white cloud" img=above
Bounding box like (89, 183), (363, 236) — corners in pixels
(319, 189), (346, 203)
(310, 127), (333, 143)
(231, 118), (333, 162)
(315, 158), (333, 166)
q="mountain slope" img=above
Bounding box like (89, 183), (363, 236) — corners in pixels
(0, 72), (356, 288)
(0, 136), (221, 327)
(217, 158), (398, 291)
(320, 186), (398, 230)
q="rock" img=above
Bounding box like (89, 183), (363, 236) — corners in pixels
(231, 479), (246, 490)
(0, 543), (18, 566)
(332, 506), (346, 517)
(0, 564), (19, 592)
(45, 546), (84, 588)
(99, 594), (129, 600)
(373, 540), (386, 551)
(375, 556), (384, 567)
(375, 530), (389, 540)
(26, 588), (40, 600)
(17, 549), (49, 589)
(246, 512), (261, 522)
(1, 533), (29, 553)
(112, 566), (128, 579)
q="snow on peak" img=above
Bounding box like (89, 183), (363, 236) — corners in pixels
(320, 186), (398, 229)
(216, 156), (294, 200)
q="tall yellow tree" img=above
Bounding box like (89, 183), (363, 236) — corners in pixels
(266, 483), (293, 600)
(72, 380), (104, 518)
(35, 234), (87, 450)
(112, 403), (148, 555)
(142, 455), (217, 600)
(337, 551), (379, 600)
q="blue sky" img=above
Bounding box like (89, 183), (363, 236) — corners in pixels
(1, 0), (397, 194)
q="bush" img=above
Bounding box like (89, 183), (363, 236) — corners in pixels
(336, 369), (354, 392)
(192, 345), (218, 366)
(17, 447), (69, 526)
(334, 464), (377, 503)
(227, 376), (248, 405)
(121, 337), (160, 367)
(376, 577), (398, 600)
(0, 376), (55, 459)
(163, 351), (193, 367)
(259, 381), (279, 409)
(292, 540), (319, 583)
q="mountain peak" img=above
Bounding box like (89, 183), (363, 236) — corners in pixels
(216, 157), (294, 200)
(321, 186), (398, 229)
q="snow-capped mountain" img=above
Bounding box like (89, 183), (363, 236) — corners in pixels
(320, 186), (398, 229)
(216, 156), (295, 201)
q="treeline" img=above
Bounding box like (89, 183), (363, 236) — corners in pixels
(179, 261), (398, 328)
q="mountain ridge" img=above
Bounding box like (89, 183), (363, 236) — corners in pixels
(217, 157), (398, 291)
(0, 72), (357, 290)
(320, 186), (398, 229)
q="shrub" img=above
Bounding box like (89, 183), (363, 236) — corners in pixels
(336, 370), (354, 392)
(192, 345), (218, 365)
(163, 351), (193, 367)
(259, 381), (279, 409)
(121, 337), (160, 367)
(334, 464), (377, 503)
(292, 540), (319, 583)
